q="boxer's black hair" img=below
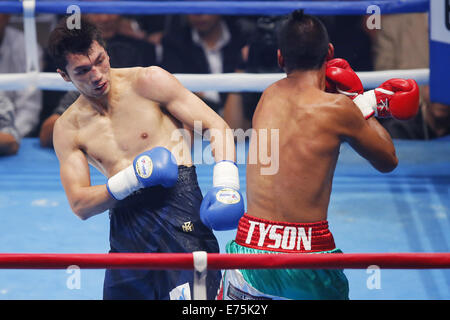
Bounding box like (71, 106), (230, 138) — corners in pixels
(277, 9), (329, 72)
(48, 16), (106, 73)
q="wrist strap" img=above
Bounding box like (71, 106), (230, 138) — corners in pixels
(107, 165), (141, 200)
(213, 160), (240, 190)
(353, 91), (376, 119)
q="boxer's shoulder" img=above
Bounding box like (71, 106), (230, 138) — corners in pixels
(135, 65), (170, 86)
(134, 66), (182, 102)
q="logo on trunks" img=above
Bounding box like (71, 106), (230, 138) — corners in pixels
(182, 221), (194, 232)
(227, 283), (272, 300)
(246, 221), (312, 251)
(215, 188), (241, 205)
(135, 155), (153, 178)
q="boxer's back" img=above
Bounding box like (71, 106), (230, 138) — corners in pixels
(247, 77), (345, 223)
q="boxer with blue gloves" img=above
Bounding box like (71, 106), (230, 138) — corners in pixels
(49, 18), (238, 300)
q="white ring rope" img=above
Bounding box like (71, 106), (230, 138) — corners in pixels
(0, 69), (429, 92)
(3, 0), (429, 93)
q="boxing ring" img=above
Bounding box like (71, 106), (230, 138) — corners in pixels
(0, 0), (449, 300)
(1, 138), (449, 299)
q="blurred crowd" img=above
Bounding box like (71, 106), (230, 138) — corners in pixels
(0, 11), (448, 156)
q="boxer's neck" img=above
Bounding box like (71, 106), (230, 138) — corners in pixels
(86, 93), (110, 115)
(285, 69), (325, 90)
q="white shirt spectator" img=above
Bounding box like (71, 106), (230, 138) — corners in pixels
(0, 93), (19, 141)
(191, 21), (231, 105)
(0, 26), (42, 138)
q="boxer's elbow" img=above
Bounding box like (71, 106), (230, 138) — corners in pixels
(69, 190), (111, 220)
(71, 203), (91, 220)
(375, 151), (398, 173)
(69, 196), (93, 220)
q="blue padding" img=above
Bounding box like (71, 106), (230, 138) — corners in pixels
(0, 138), (449, 299)
(0, 1), (429, 15)
(430, 40), (450, 105)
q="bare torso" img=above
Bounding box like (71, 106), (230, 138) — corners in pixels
(247, 78), (344, 223)
(58, 67), (192, 178)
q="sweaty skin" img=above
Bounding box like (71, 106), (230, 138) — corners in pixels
(246, 68), (398, 223)
(53, 41), (234, 220)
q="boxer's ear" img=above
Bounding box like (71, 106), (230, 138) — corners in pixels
(57, 68), (71, 82)
(326, 43), (335, 61)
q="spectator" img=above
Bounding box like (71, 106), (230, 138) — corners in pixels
(40, 14), (157, 148)
(383, 85), (450, 140)
(87, 14), (156, 68)
(223, 14), (374, 131)
(0, 14), (43, 139)
(322, 15), (374, 71)
(39, 91), (79, 148)
(371, 13), (429, 71)
(223, 16), (283, 131)
(161, 14), (247, 115)
(370, 13), (434, 138)
(0, 93), (20, 156)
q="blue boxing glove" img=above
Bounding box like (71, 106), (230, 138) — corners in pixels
(107, 147), (178, 200)
(200, 161), (244, 231)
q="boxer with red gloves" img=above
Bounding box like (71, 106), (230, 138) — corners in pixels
(222, 10), (401, 301)
(326, 58), (420, 120)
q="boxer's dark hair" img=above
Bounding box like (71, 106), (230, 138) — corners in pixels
(277, 9), (329, 72)
(48, 17), (106, 73)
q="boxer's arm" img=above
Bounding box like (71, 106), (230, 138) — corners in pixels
(53, 118), (116, 220)
(137, 66), (236, 163)
(336, 96), (398, 173)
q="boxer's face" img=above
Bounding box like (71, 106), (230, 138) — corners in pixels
(58, 40), (111, 98)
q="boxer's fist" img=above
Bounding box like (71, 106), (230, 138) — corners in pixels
(107, 147), (178, 200)
(354, 79), (420, 120)
(200, 186), (244, 231)
(200, 161), (244, 230)
(325, 58), (364, 99)
(133, 147), (178, 188)
(373, 79), (420, 119)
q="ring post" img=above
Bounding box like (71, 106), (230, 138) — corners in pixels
(429, 0), (450, 105)
(193, 251), (208, 300)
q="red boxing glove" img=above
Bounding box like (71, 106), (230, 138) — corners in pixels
(354, 79), (420, 120)
(374, 79), (420, 119)
(325, 58), (363, 99)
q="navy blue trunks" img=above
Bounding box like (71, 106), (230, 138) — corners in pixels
(103, 165), (221, 300)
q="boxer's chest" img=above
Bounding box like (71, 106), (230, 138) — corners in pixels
(76, 93), (165, 176)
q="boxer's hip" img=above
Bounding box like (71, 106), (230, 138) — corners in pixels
(104, 165), (221, 299)
(223, 214), (349, 300)
(235, 213), (336, 253)
(108, 165), (219, 254)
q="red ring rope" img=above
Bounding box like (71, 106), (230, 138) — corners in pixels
(0, 253), (449, 270)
